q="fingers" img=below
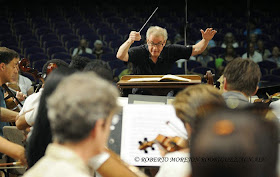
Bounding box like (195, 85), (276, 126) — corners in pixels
(16, 91), (27, 102)
(16, 146), (27, 166)
(201, 28), (217, 34)
(129, 31), (141, 42)
(15, 114), (20, 121)
(200, 29), (204, 34)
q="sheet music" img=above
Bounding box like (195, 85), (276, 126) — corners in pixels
(120, 104), (187, 166)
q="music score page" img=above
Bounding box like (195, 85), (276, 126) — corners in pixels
(120, 104), (187, 166)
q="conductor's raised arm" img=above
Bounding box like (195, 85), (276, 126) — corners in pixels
(116, 31), (141, 62)
(191, 28), (217, 56)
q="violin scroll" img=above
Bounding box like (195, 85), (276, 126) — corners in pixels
(139, 138), (155, 153)
(204, 70), (215, 85)
(138, 134), (188, 153)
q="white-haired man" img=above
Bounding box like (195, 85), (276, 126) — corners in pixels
(23, 72), (140, 177)
(117, 26), (217, 75)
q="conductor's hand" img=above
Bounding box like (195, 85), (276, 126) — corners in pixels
(200, 28), (217, 41)
(128, 31), (141, 43)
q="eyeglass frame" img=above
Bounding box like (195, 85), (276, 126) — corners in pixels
(147, 41), (166, 47)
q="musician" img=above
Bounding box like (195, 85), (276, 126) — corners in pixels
(116, 26), (217, 75)
(0, 47), (20, 134)
(6, 73), (34, 109)
(14, 73), (34, 97)
(26, 67), (76, 168)
(222, 58), (261, 109)
(16, 59), (69, 131)
(190, 108), (278, 177)
(23, 72), (135, 177)
(0, 47), (26, 164)
(156, 84), (225, 177)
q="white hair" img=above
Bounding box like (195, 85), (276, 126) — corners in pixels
(146, 26), (168, 41)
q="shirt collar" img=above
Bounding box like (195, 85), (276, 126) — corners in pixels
(46, 143), (91, 175)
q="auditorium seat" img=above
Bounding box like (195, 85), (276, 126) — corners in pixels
(24, 46), (44, 58)
(43, 40), (63, 50)
(258, 60), (278, 73)
(47, 46), (67, 57)
(186, 60), (202, 71)
(261, 74), (280, 83)
(78, 53), (97, 60)
(108, 60), (125, 70)
(271, 68), (280, 76)
(192, 66), (215, 75)
(51, 52), (72, 60)
(171, 64), (185, 74)
(28, 53), (49, 64)
(21, 40), (40, 49)
(101, 53), (117, 62)
(33, 59), (48, 72)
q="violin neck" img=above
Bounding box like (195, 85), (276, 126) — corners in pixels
(2, 84), (23, 107)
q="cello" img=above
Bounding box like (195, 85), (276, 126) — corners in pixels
(18, 58), (45, 93)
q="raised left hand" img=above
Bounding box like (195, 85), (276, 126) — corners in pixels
(200, 28), (217, 41)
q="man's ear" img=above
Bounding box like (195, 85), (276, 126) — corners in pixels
(223, 77), (227, 91)
(252, 86), (259, 96)
(0, 63), (5, 71)
(90, 119), (105, 138)
(163, 40), (167, 47)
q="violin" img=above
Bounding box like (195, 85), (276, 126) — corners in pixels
(4, 84), (21, 112)
(2, 84), (23, 108)
(254, 92), (280, 105)
(138, 134), (189, 153)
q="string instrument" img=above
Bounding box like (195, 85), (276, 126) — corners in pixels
(3, 83), (22, 112)
(138, 134), (189, 153)
(99, 148), (148, 177)
(254, 92), (280, 105)
(204, 70), (215, 85)
(0, 161), (22, 167)
(2, 84), (23, 110)
(19, 58), (45, 92)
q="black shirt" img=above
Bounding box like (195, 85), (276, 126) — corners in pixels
(128, 44), (193, 75)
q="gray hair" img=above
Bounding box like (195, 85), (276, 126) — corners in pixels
(47, 72), (119, 143)
(146, 26), (168, 41)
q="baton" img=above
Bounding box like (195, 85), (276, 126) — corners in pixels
(138, 7), (159, 33)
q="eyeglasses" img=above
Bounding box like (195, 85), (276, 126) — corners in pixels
(147, 42), (165, 47)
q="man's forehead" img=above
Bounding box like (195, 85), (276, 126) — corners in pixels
(13, 58), (19, 62)
(9, 58), (19, 64)
(147, 35), (165, 42)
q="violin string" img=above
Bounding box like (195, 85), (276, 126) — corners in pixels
(166, 121), (188, 139)
(138, 7), (159, 33)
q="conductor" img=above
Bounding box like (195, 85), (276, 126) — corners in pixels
(116, 26), (217, 75)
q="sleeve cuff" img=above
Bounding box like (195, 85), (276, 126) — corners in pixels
(89, 152), (110, 170)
